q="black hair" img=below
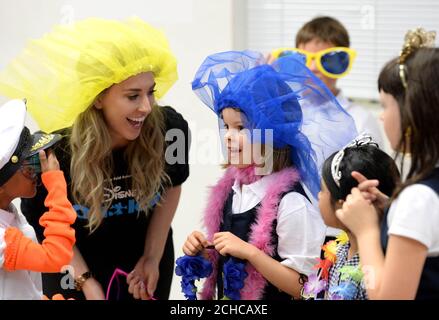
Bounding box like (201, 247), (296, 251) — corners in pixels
(322, 145), (400, 204)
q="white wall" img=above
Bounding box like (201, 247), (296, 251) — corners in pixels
(0, 0), (233, 299)
(0, 0), (409, 301)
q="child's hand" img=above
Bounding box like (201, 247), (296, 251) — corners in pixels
(352, 171), (389, 214)
(183, 231), (210, 256)
(336, 187), (380, 237)
(265, 52), (276, 64)
(42, 293), (74, 300)
(39, 149), (59, 172)
(213, 231), (254, 260)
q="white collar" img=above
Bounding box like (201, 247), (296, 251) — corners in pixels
(231, 173), (278, 201)
(0, 203), (18, 227)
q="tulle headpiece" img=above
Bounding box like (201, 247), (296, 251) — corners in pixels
(0, 17), (178, 133)
(192, 50), (357, 196)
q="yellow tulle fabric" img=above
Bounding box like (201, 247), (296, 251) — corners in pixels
(0, 17), (178, 133)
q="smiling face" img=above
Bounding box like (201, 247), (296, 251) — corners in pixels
(221, 108), (253, 168)
(379, 90), (402, 151)
(95, 72), (156, 149)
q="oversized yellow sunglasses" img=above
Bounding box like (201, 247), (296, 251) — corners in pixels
(270, 47), (357, 79)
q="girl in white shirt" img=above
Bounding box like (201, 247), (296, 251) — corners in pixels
(181, 50), (357, 300)
(336, 28), (439, 299)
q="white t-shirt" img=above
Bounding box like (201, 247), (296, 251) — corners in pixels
(231, 174), (327, 275)
(337, 91), (384, 149)
(0, 204), (42, 299)
(387, 184), (439, 257)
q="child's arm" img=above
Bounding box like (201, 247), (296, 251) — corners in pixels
(337, 187), (428, 299)
(2, 150), (76, 272)
(2, 169), (76, 272)
(214, 231), (304, 298)
(355, 229), (426, 299)
(213, 192), (325, 299)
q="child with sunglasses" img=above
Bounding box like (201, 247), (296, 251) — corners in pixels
(270, 16), (383, 150)
(0, 99), (76, 299)
(271, 16), (384, 243)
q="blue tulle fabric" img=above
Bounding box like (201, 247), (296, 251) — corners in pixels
(192, 50), (357, 197)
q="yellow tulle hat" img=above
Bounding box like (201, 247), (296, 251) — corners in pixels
(0, 17), (178, 133)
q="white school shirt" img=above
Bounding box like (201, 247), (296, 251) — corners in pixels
(387, 184), (439, 256)
(0, 204), (42, 299)
(337, 91), (384, 149)
(231, 174), (327, 276)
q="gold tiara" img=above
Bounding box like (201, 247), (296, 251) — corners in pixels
(399, 27), (436, 64)
(399, 27), (436, 88)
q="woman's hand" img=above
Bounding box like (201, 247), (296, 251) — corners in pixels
(127, 256), (159, 300)
(183, 231), (210, 256)
(213, 231), (255, 260)
(39, 149), (60, 172)
(336, 188), (380, 237)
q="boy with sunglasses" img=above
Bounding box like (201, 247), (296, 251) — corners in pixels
(0, 99), (76, 299)
(271, 16), (383, 148)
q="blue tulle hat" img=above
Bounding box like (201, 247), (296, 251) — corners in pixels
(192, 50), (357, 197)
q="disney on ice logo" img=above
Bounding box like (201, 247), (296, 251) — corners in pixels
(103, 185), (136, 202)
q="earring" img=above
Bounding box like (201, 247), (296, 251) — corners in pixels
(405, 126), (412, 138)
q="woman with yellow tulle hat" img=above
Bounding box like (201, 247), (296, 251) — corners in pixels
(0, 17), (190, 300)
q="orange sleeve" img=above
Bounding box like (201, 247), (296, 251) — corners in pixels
(3, 170), (77, 272)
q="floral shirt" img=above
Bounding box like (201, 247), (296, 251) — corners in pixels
(327, 243), (368, 300)
(301, 233), (368, 300)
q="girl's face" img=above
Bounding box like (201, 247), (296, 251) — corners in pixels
(221, 108), (253, 168)
(95, 72), (155, 149)
(379, 90), (402, 151)
(318, 180), (345, 229)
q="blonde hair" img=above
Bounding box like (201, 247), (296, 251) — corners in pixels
(70, 103), (169, 232)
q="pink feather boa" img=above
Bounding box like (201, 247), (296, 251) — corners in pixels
(200, 165), (300, 300)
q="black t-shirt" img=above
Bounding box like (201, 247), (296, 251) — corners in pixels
(20, 106), (190, 298)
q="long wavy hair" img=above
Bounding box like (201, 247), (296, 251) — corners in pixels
(70, 101), (169, 232)
(378, 48), (439, 198)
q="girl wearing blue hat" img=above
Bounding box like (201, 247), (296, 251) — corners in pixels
(181, 51), (357, 300)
